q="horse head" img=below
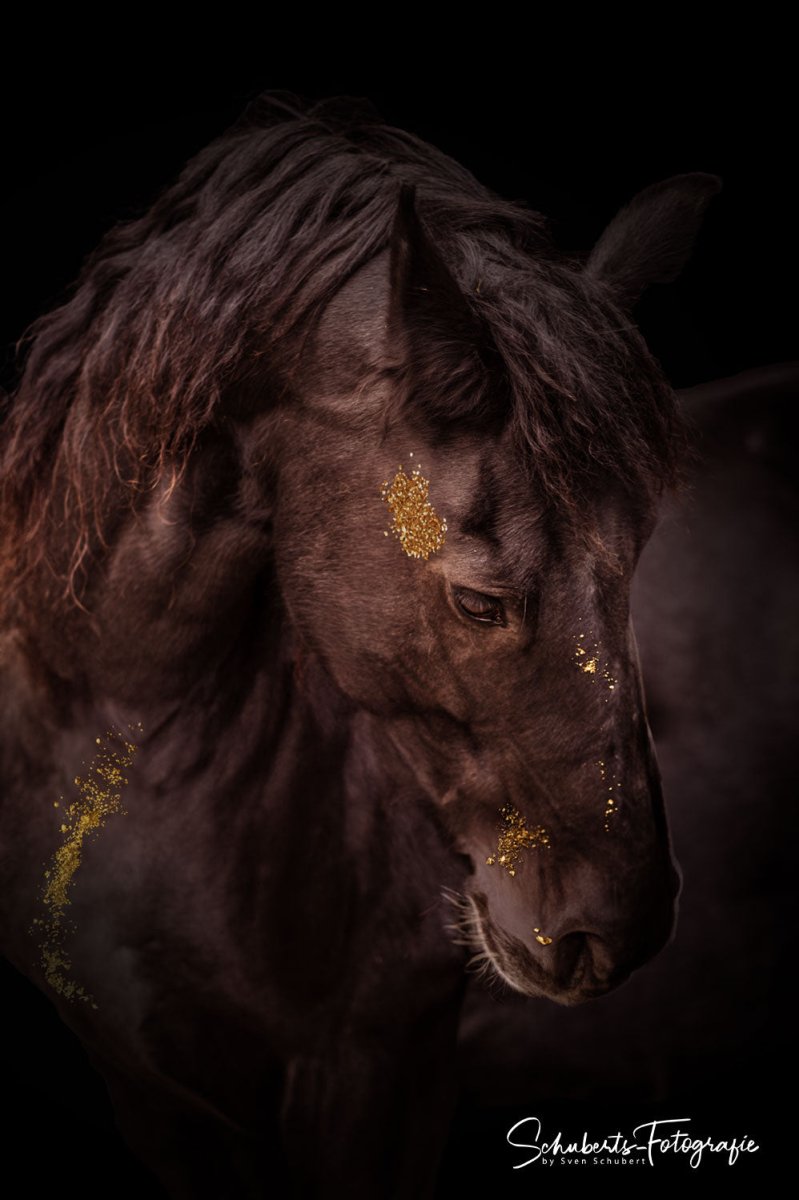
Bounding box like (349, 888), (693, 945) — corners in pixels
(1, 100), (719, 1011)
(270, 173), (720, 1004)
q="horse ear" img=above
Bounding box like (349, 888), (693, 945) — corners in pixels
(585, 172), (722, 309)
(387, 182), (482, 347)
(386, 182), (505, 424)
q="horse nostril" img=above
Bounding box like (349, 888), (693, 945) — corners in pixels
(547, 930), (618, 989)
(552, 930), (589, 981)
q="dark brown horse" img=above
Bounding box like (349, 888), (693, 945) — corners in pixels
(0, 92), (719, 1197)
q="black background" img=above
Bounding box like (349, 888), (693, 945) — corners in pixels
(1, 47), (795, 1195)
(3, 57), (796, 395)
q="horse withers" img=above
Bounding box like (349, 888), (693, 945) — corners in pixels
(0, 93), (720, 1196)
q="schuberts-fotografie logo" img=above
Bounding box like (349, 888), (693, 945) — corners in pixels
(507, 1117), (760, 1169)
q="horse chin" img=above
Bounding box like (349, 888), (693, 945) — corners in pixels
(493, 966), (629, 1007)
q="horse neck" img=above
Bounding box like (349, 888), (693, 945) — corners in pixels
(3, 537), (467, 959)
(6, 438), (458, 896)
(12, 493), (380, 804)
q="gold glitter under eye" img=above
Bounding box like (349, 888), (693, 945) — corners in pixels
(29, 723), (142, 1008)
(380, 459), (447, 560)
(485, 803), (551, 876)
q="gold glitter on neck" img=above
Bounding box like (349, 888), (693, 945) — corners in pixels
(380, 461), (447, 560)
(485, 803), (551, 877)
(29, 724), (142, 1008)
(533, 927), (553, 946)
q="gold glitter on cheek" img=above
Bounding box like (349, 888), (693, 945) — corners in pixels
(574, 628), (617, 697)
(485, 803), (551, 877)
(597, 758), (622, 832)
(533, 927), (553, 946)
(28, 722), (143, 1009)
(380, 458), (447, 560)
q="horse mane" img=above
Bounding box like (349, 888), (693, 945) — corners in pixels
(0, 89), (693, 621)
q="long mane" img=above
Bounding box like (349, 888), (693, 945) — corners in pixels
(0, 89), (692, 619)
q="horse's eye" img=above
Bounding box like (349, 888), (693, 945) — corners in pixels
(454, 587), (506, 626)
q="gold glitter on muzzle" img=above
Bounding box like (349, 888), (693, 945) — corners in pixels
(485, 803), (551, 877)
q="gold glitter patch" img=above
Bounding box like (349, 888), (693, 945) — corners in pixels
(29, 724), (142, 1008)
(485, 803), (551, 876)
(597, 758), (621, 832)
(533, 927), (553, 946)
(380, 460), (447, 560)
(574, 631), (617, 698)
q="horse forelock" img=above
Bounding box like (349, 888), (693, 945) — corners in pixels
(382, 257), (694, 530)
(0, 89), (694, 621)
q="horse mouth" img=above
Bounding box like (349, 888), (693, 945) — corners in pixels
(461, 893), (631, 1006)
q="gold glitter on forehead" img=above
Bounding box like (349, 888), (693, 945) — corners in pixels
(29, 723), (142, 1008)
(485, 803), (551, 877)
(380, 456), (447, 560)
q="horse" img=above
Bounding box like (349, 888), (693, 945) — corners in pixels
(0, 90), (721, 1197)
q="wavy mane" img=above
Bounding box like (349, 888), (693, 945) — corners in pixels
(0, 89), (692, 620)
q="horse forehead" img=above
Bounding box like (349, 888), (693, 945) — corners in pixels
(394, 437), (494, 519)
(417, 440), (625, 557)
(492, 489), (643, 599)
(429, 438), (629, 554)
